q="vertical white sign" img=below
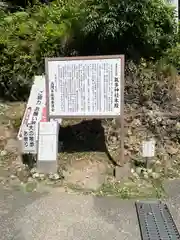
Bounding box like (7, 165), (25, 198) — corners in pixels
(17, 75), (46, 141)
(142, 140), (155, 157)
(37, 121), (59, 162)
(22, 124), (37, 154)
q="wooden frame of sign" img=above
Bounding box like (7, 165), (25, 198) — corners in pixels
(45, 55), (125, 166)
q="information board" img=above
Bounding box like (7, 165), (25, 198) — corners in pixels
(22, 124), (37, 154)
(45, 55), (124, 118)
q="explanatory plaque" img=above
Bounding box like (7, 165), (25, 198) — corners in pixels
(45, 56), (124, 118)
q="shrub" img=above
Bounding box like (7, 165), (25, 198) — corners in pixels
(81, 0), (177, 59)
(165, 44), (180, 73)
(0, 1), (86, 100)
(0, 0), (177, 100)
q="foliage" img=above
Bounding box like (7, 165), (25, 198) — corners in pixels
(0, 0), (86, 100)
(165, 44), (180, 73)
(5, 0), (48, 8)
(0, 0), (178, 100)
(81, 0), (177, 59)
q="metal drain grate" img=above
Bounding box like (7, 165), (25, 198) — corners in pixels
(135, 201), (180, 240)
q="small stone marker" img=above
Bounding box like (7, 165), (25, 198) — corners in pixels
(22, 124), (37, 154)
(142, 139), (155, 168)
(37, 121), (59, 173)
(142, 139), (155, 158)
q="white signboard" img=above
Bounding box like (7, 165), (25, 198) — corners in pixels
(22, 124), (37, 154)
(17, 75), (47, 140)
(46, 56), (124, 118)
(37, 121), (59, 162)
(142, 140), (155, 158)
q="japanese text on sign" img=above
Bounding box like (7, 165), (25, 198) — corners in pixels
(31, 90), (43, 124)
(46, 56), (123, 117)
(50, 82), (55, 113)
(22, 124), (37, 154)
(17, 76), (47, 140)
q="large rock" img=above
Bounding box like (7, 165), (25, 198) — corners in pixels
(64, 161), (107, 191)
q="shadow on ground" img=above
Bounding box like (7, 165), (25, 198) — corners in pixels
(93, 196), (140, 238)
(58, 119), (117, 166)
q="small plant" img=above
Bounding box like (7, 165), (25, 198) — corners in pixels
(96, 179), (165, 199)
(165, 44), (180, 73)
(11, 117), (22, 130)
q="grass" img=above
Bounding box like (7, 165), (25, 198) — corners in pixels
(65, 178), (166, 199)
(24, 181), (37, 192)
(151, 178), (167, 199)
(96, 179), (166, 199)
(65, 182), (96, 195)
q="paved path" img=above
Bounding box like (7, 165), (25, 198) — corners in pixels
(0, 181), (180, 240)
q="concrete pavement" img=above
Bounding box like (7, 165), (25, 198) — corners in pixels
(0, 181), (180, 240)
(0, 186), (140, 240)
(18, 192), (140, 240)
(0, 187), (47, 240)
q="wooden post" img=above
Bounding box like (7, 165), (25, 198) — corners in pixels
(120, 55), (125, 166)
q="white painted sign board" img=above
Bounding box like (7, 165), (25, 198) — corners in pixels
(142, 140), (155, 158)
(46, 56), (124, 118)
(22, 124), (37, 154)
(37, 121), (59, 162)
(17, 75), (46, 141)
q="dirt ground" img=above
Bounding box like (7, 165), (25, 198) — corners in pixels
(0, 102), (167, 199)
